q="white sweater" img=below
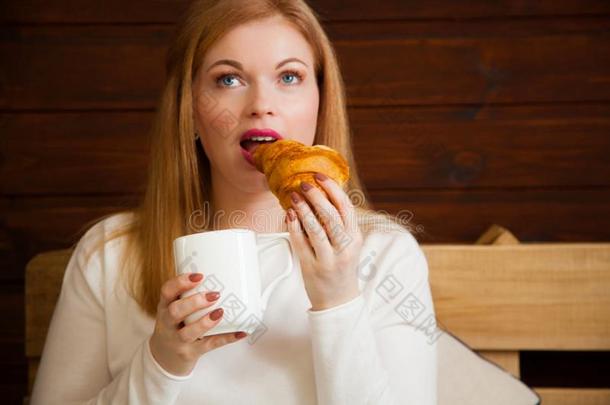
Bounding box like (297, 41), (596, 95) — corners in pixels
(30, 212), (437, 404)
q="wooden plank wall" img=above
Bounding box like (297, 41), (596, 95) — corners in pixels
(1, 0), (609, 401)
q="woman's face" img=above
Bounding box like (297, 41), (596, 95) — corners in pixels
(192, 15), (320, 191)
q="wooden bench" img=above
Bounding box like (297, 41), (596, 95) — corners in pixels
(424, 225), (610, 404)
(25, 225), (610, 404)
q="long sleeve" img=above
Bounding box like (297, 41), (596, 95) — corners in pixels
(30, 224), (194, 405)
(306, 231), (438, 405)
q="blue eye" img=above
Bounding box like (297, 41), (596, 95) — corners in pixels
(215, 70), (304, 88)
(281, 71), (302, 84)
(218, 75), (239, 87)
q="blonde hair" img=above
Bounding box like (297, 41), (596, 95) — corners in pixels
(77, 0), (415, 318)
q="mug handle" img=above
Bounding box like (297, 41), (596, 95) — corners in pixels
(258, 234), (294, 313)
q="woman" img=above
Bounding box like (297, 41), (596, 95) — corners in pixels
(30, 0), (437, 403)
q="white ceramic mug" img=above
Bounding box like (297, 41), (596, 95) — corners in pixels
(173, 229), (295, 338)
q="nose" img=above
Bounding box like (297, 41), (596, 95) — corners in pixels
(246, 82), (276, 118)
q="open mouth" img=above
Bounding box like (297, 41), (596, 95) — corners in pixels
(239, 138), (279, 154)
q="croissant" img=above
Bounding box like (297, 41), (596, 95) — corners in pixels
(252, 139), (350, 210)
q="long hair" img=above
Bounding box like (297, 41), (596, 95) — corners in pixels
(78, 0), (414, 318)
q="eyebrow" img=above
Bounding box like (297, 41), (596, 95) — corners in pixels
(206, 57), (308, 72)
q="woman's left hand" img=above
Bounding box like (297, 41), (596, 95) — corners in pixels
(285, 172), (364, 311)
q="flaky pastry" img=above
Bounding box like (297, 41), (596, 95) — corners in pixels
(252, 139), (350, 210)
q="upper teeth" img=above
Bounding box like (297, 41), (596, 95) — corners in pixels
(248, 136), (275, 141)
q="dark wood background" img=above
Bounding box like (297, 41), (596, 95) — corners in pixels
(1, 0), (609, 402)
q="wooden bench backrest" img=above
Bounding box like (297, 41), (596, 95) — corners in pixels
(423, 242), (610, 351)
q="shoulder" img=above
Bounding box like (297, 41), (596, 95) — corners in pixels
(355, 208), (423, 261)
(360, 226), (425, 277)
(75, 211), (135, 264)
(67, 211), (136, 294)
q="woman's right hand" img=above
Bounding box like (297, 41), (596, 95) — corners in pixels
(149, 272), (248, 376)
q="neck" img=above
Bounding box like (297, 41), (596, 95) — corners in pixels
(209, 170), (288, 233)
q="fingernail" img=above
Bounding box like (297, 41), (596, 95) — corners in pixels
(291, 191), (301, 204)
(314, 172), (328, 182)
(287, 208), (296, 222)
(189, 273), (203, 282)
(209, 308), (224, 321)
(235, 331), (247, 339)
(300, 181), (312, 192)
(205, 291), (220, 301)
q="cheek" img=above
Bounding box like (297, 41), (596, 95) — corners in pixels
(194, 90), (223, 120)
(194, 101), (236, 146)
(193, 110), (224, 159)
(286, 89), (319, 143)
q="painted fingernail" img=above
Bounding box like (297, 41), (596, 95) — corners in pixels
(189, 273), (203, 282)
(314, 172), (328, 182)
(209, 308), (224, 321)
(235, 331), (247, 339)
(205, 291), (220, 301)
(291, 191), (301, 204)
(300, 181), (313, 191)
